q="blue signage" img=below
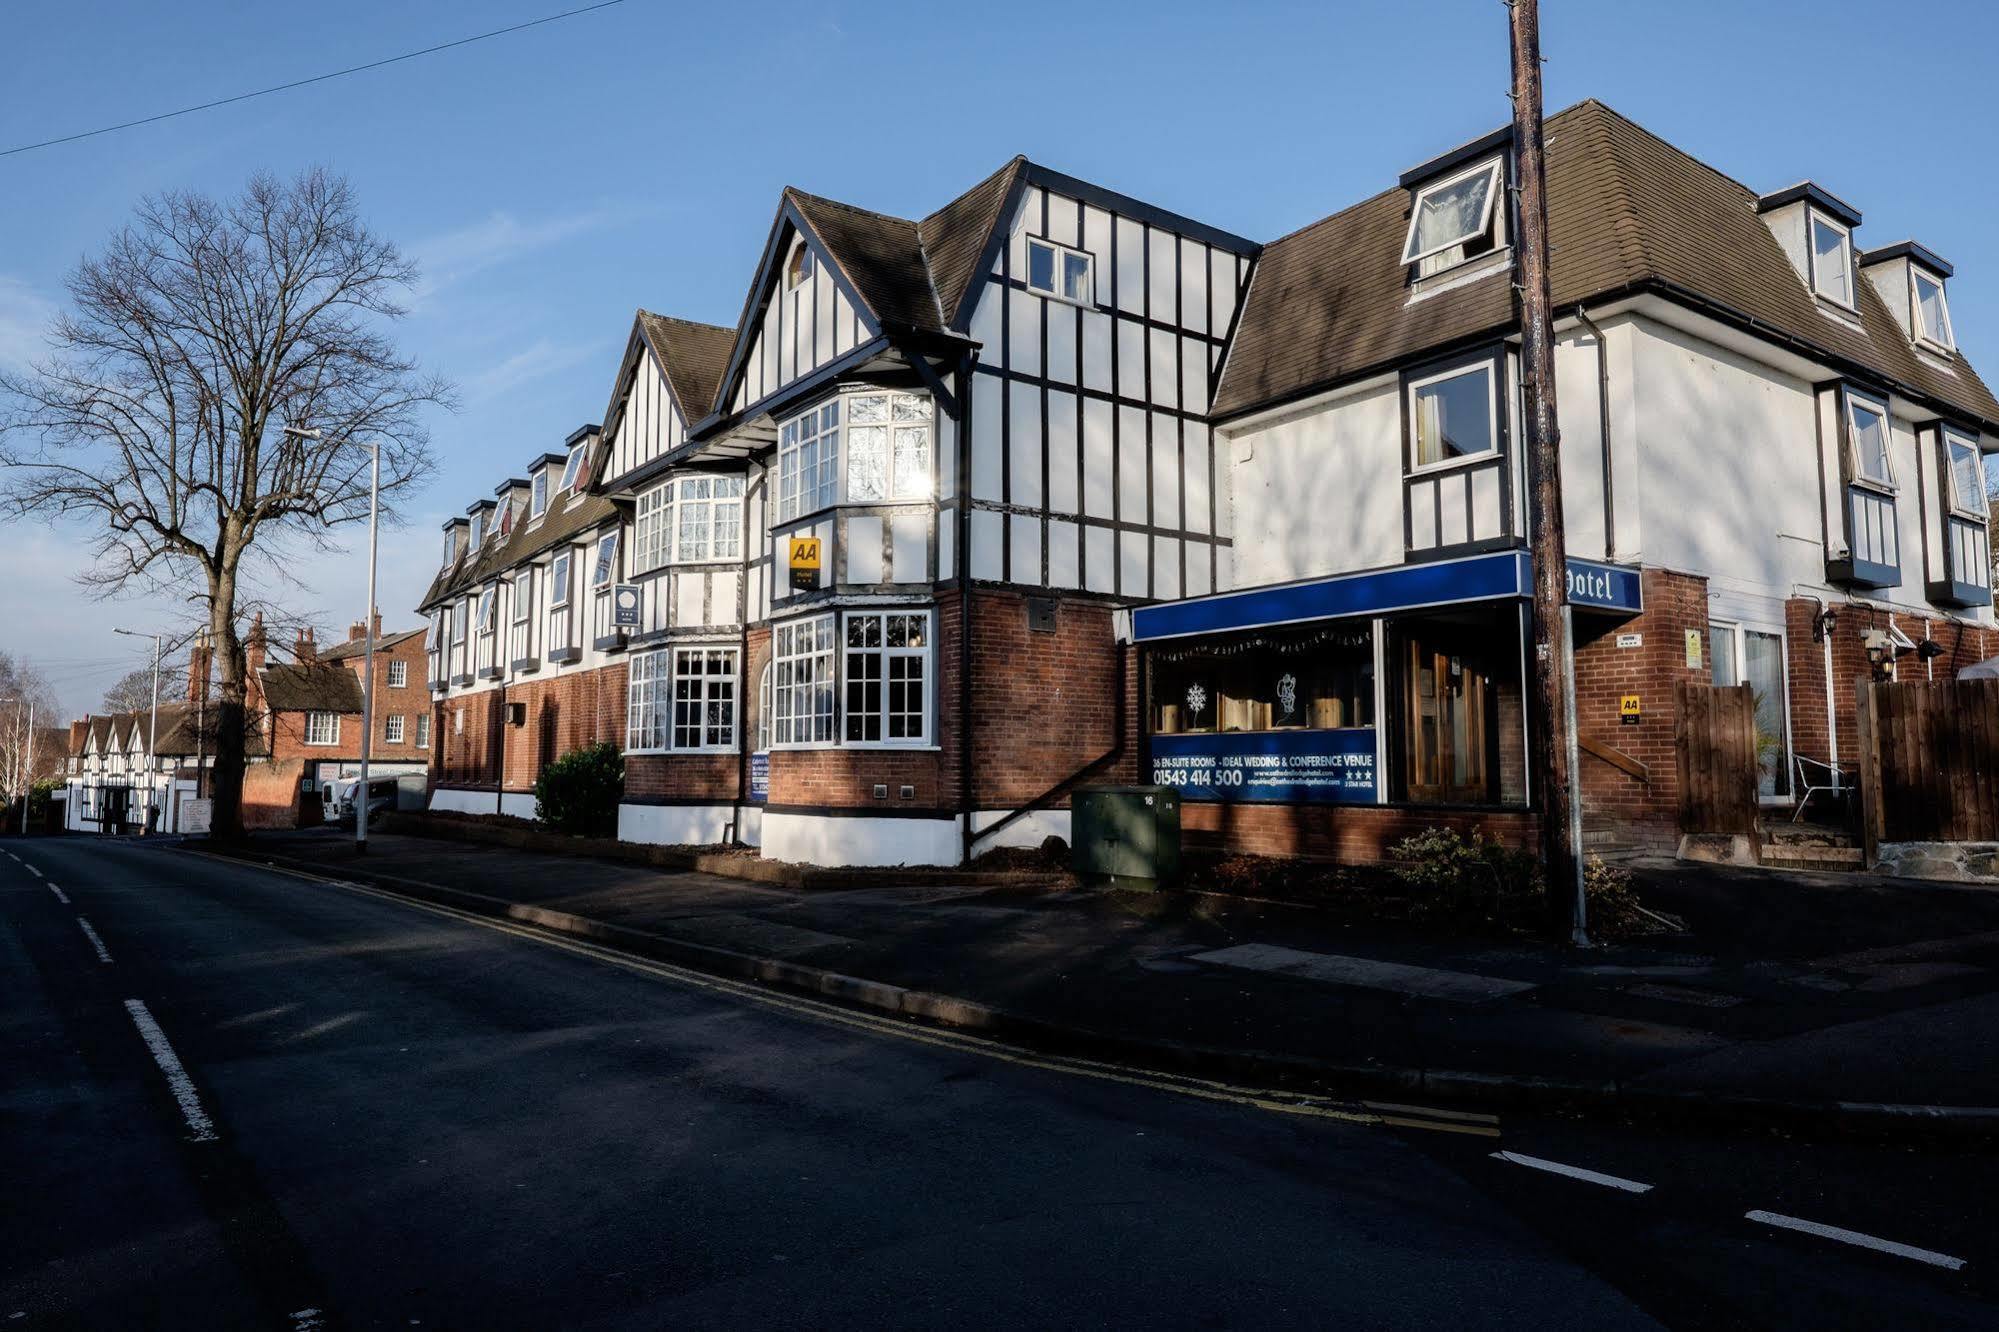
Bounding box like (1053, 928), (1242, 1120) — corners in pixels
(749, 752), (769, 803)
(1149, 729), (1377, 804)
(1564, 558), (1643, 614)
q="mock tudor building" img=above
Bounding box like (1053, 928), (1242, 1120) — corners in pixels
(421, 100), (1997, 864)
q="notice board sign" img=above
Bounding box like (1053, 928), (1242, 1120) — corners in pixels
(749, 752), (769, 803)
(1149, 729), (1377, 804)
(788, 535), (822, 591)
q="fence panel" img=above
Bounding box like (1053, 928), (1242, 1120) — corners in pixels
(1675, 680), (1759, 835)
(1858, 678), (1999, 843)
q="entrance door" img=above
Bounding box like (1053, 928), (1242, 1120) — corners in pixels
(1709, 622), (1791, 798)
(1402, 629), (1493, 804)
(99, 784), (130, 833)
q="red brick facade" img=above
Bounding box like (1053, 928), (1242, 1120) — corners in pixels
(259, 628), (434, 766)
(431, 662), (627, 796)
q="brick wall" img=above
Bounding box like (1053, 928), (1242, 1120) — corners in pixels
(626, 751), (737, 802)
(434, 688), (505, 789)
(500, 663), (628, 793)
(967, 591), (1134, 808)
(241, 757), (308, 829)
(1572, 568), (1710, 849)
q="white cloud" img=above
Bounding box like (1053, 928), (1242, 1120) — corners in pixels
(0, 274), (58, 373)
(461, 336), (610, 406)
(411, 204), (652, 303)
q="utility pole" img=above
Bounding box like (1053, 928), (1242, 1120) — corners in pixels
(1509, 0), (1587, 944)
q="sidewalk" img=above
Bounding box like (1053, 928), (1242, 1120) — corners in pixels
(201, 829), (1999, 1136)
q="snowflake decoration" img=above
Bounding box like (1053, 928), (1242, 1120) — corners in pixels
(1185, 683), (1208, 720)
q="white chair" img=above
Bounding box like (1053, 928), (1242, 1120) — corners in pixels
(1791, 754), (1849, 823)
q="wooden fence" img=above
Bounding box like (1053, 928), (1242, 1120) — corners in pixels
(1855, 678), (1999, 851)
(1675, 680), (1759, 835)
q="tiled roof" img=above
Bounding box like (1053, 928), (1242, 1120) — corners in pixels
(1213, 100), (1999, 428)
(636, 311), (736, 422)
(318, 628), (426, 661)
(919, 158), (1028, 330)
(258, 663), (364, 714)
(68, 703), (269, 758)
(418, 481), (616, 612)
(787, 188), (947, 335)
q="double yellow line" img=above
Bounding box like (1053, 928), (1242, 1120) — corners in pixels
(190, 849), (1500, 1140)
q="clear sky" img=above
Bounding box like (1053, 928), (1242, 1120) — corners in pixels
(3, 0), (1995, 716)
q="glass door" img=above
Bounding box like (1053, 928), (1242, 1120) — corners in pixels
(1402, 629), (1491, 804)
(1709, 622), (1791, 798)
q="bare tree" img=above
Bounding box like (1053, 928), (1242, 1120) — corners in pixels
(0, 169), (451, 838)
(102, 661), (184, 715)
(0, 652), (62, 806)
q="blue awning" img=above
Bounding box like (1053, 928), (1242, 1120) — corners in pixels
(1131, 550), (1642, 644)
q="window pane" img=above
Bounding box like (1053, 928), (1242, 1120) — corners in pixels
(891, 395), (927, 422)
(1063, 252), (1092, 303)
(1407, 167), (1495, 260)
(1413, 367), (1494, 466)
(1917, 273), (1950, 344)
(1812, 218), (1850, 303)
(1743, 631), (1790, 797)
(849, 394), (888, 424)
(848, 425), (888, 500)
(1709, 624), (1739, 687)
(1027, 241), (1055, 292)
(1849, 402), (1890, 484)
(1950, 437), (1984, 511)
(892, 426), (929, 499)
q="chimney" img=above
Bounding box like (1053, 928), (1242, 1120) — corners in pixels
(295, 626), (318, 665)
(347, 611), (384, 643)
(187, 631), (212, 704)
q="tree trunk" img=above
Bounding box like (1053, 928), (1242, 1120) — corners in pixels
(207, 573), (247, 841)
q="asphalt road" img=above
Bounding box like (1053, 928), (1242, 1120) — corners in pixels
(2, 839), (1993, 1330)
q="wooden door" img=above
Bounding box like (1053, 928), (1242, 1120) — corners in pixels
(1403, 633), (1491, 804)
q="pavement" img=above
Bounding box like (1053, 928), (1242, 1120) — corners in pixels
(203, 827), (1999, 1132)
(7, 835), (1999, 1328)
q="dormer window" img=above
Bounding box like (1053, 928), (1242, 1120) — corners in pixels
(531, 469), (548, 519)
(1913, 269), (1954, 350)
(442, 531), (455, 568)
(786, 239), (815, 290)
(1845, 391), (1893, 489)
(1946, 427), (1985, 517)
(1026, 239), (1094, 304)
(1401, 159), (1504, 275)
(1809, 212), (1854, 307)
(560, 445), (585, 495)
(469, 512), (486, 548)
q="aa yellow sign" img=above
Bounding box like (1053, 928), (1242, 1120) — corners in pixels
(788, 535), (821, 590)
(1620, 694), (1642, 725)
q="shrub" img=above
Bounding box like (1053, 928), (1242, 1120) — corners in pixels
(533, 742), (624, 838)
(1390, 826), (1540, 926)
(1581, 855), (1651, 940)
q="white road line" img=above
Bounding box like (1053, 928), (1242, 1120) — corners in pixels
(76, 917), (114, 963)
(1491, 1150), (1654, 1193)
(1745, 1209), (1966, 1271)
(122, 1000), (219, 1143)
(26, 865), (43, 878)
(48, 883), (71, 905)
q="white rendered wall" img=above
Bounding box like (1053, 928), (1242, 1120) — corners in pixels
(618, 802), (734, 847)
(968, 808), (1072, 857)
(430, 787), (499, 816)
(761, 811), (962, 867)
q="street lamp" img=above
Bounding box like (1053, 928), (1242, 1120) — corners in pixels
(284, 425), (380, 855)
(111, 628), (162, 834)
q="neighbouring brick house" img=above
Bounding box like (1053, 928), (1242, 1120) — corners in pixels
(416, 98), (1998, 866)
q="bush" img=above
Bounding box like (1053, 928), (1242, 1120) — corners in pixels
(533, 742), (623, 838)
(1391, 826), (1538, 927)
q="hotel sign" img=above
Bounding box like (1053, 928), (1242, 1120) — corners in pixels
(1149, 729), (1377, 804)
(1564, 558), (1643, 614)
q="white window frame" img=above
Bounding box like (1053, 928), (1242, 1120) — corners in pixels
(1808, 211), (1856, 309)
(511, 569), (533, 626)
(442, 530), (456, 568)
(771, 614), (837, 748)
(450, 602), (468, 649)
(416, 713), (430, 749)
(549, 550), (572, 608)
(626, 648), (670, 753)
(776, 399), (841, 522)
(477, 586), (498, 634)
(1945, 426), (1986, 518)
(384, 714), (405, 744)
(1708, 619), (1795, 802)
(842, 610), (933, 747)
(670, 646), (739, 752)
(560, 445), (585, 495)
(785, 237), (815, 290)
(1024, 237), (1096, 306)
(1406, 360), (1500, 476)
(469, 511), (486, 549)
(387, 660), (407, 689)
(756, 661), (772, 754)
(1399, 158), (1504, 267)
(531, 469), (549, 520)
(1912, 268), (1955, 351)
(589, 531), (620, 590)
(1844, 389), (1896, 491)
(634, 481), (672, 573)
(673, 474), (745, 563)
(304, 712), (341, 746)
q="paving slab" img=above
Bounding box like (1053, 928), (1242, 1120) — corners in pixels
(1190, 943), (1540, 1003)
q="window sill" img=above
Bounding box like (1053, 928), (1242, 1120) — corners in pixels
(1024, 284), (1098, 311)
(1406, 450), (1499, 480)
(1847, 478), (1898, 499)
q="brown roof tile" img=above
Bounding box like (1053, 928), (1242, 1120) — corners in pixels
(1214, 101), (1999, 428)
(258, 663), (364, 714)
(786, 188), (946, 334)
(637, 311), (736, 422)
(919, 158), (1027, 329)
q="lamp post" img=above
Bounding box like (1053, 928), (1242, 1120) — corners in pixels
(112, 629), (162, 834)
(284, 425), (380, 854)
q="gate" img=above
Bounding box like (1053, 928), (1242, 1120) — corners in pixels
(1675, 680), (1759, 835)
(1855, 678), (1999, 856)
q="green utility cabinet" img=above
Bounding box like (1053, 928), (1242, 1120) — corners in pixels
(1072, 785), (1182, 887)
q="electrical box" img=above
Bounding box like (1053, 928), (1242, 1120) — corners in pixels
(1072, 785), (1181, 888)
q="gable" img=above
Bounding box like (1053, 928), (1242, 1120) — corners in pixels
(604, 331), (689, 486)
(725, 216), (875, 418)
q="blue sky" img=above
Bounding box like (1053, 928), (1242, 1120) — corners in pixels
(3, 0), (1995, 715)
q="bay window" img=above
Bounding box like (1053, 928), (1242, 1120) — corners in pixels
(776, 390), (931, 522)
(675, 476), (744, 561)
(843, 611), (930, 744)
(672, 647), (738, 750)
(627, 649), (669, 752)
(1947, 427), (1985, 517)
(772, 615), (837, 745)
(635, 483), (671, 572)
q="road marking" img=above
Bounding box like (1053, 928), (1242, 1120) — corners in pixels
(123, 999), (219, 1143)
(48, 882), (71, 905)
(1365, 1100), (1500, 1125)
(25, 864), (43, 878)
(1491, 1150), (1654, 1193)
(1745, 1209), (1966, 1271)
(76, 917), (114, 963)
(184, 850), (1495, 1139)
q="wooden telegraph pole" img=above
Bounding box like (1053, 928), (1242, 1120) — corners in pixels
(1509, 0), (1587, 944)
